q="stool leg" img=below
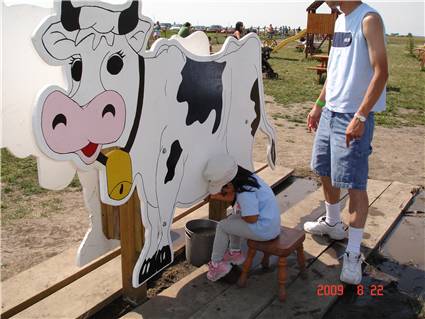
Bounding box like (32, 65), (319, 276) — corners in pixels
(278, 257), (287, 302)
(261, 253), (270, 269)
(296, 245), (307, 279)
(238, 248), (256, 288)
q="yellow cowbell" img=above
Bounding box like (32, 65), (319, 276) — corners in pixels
(104, 149), (133, 200)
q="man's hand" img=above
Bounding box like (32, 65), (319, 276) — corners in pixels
(345, 118), (365, 147)
(307, 105), (322, 132)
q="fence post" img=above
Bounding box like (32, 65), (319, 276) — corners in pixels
(119, 189), (147, 305)
(208, 199), (229, 221)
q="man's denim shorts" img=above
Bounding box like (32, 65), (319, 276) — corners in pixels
(311, 107), (375, 190)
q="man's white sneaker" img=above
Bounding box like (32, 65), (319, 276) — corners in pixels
(303, 216), (346, 240)
(340, 251), (363, 285)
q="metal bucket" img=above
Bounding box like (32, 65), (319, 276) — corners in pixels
(185, 219), (218, 267)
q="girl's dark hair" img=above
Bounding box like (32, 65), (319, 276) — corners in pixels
(235, 21), (244, 33)
(230, 165), (260, 193)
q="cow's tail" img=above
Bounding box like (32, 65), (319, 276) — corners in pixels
(261, 111), (277, 170)
(252, 76), (277, 170)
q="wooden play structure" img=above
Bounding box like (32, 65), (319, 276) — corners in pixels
(305, 1), (339, 58)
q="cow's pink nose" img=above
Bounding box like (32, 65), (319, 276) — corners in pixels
(40, 90), (126, 160)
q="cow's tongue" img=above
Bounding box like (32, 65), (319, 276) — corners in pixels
(81, 142), (98, 157)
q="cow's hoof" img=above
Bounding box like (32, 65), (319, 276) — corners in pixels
(138, 255), (157, 284)
(155, 245), (172, 269)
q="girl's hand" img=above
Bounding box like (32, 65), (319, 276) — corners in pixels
(242, 215), (259, 224)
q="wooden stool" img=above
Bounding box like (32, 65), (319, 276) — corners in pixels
(238, 226), (306, 302)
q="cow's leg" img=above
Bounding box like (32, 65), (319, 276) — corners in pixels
(133, 198), (163, 286)
(154, 136), (185, 275)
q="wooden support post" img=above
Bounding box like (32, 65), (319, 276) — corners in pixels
(208, 199), (229, 221)
(119, 189), (147, 305)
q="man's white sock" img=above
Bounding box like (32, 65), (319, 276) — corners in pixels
(346, 226), (364, 255)
(325, 201), (341, 225)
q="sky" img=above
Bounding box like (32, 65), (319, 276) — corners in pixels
(3, 0), (425, 36)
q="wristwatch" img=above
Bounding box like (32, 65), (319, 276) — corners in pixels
(354, 113), (367, 123)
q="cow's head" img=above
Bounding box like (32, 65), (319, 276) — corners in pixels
(33, 0), (152, 167)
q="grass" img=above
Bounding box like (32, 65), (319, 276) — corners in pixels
(1, 148), (80, 223)
(264, 35), (425, 127)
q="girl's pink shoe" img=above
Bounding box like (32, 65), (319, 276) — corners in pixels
(207, 261), (232, 281)
(223, 250), (246, 265)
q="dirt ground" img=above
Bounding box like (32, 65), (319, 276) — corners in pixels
(1, 97), (424, 286)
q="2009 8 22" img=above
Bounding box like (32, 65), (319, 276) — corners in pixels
(316, 284), (384, 296)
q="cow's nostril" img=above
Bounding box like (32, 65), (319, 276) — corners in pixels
(52, 113), (67, 129)
(102, 104), (116, 118)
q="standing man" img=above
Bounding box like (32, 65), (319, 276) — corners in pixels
(304, 1), (388, 285)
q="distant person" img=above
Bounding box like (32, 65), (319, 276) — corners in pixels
(178, 22), (191, 38)
(153, 21), (161, 40)
(304, 1), (388, 285)
(203, 154), (281, 281)
(233, 21), (244, 40)
(267, 23), (274, 39)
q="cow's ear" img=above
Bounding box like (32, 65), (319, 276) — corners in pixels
(126, 18), (152, 53)
(33, 19), (78, 65)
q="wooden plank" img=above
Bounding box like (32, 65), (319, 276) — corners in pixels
(256, 181), (416, 319)
(14, 257), (124, 319)
(122, 266), (231, 319)
(1, 247), (121, 319)
(189, 258), (300, 319)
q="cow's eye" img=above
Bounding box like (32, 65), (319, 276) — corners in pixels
(70, 58), (82, 82)
(107, 54), (124, 75)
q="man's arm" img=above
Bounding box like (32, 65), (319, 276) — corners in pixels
(358, 13), (389, 116)
(307, 79), (327, 132)
(345, 13), (388, 146)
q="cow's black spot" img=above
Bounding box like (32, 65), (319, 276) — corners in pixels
(102, 104), (116, 118)
(177, 58), (226, 134)
(71, 59), (82, 82)
(164, 140), (182, 184)
(52, 114), (67, 129)
(107, 55), (124, 75)
(250, 78), (261, 137)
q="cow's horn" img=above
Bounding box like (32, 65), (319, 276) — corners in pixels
(118, 1), (139, 35)
(61, 0), (81, 32)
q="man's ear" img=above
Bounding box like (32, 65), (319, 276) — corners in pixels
(126, 17), (153, 53)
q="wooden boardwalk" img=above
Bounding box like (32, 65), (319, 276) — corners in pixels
(124, 180), (417, 319)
